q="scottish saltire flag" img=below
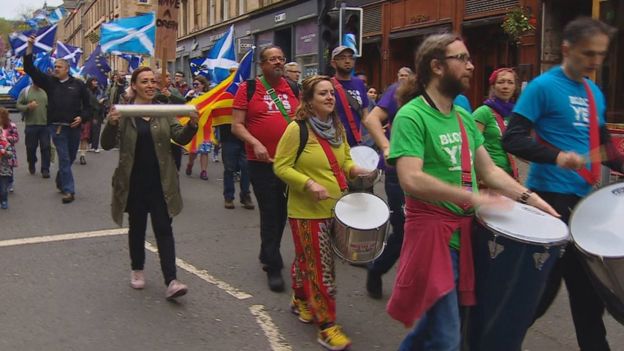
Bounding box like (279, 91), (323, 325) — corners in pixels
(189, 56), (211, 79)
(47, 6), (68, 24)
(56, 41), (82, 67)
(8, 75), (31, 100)
(82, 45), (111, 88)
(179, 48), (254, 152)
(0, 68), (7, 86)
(119, 54), (142, 73)
(197, 25), (238, 85)
(9, 24), (57, 57)
(33, 52), (55, 74)
(100, 13), (155, 56)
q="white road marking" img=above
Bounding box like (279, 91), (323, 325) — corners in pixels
(0, 228), (289, 349)
(144, 241), (253, 300)
(0, 228), (128, 247)
(249, 305), (293, 351)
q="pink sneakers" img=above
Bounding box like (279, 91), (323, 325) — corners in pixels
(130, 270), (145, 289)
(166, 280), (188, 300)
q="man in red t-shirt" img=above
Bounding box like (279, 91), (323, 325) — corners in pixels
(232, 45), (300, 292)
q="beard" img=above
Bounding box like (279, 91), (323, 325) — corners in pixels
(439, 71), (467, 98)
(336, 66), (352, 76)
(265, 67), (283, 79)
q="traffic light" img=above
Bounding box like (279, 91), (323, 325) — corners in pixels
(321, 10), (340, 51)
(339, 7), (363, 58)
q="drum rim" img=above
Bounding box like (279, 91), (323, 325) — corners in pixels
(569, 181), (624, 258)
(475, 215), (570, 246)
(332, 192), (390, 230)
(475, 203), (570, 245)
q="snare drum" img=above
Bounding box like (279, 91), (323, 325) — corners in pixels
(467, 201), (569, 351)
(349, 146), (379, 191)
(332, 192), (389, 263)
(570, 182), (624, 325)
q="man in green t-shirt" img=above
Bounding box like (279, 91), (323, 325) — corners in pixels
(385, 33), (557, 351)
(16, 83), (51, 178)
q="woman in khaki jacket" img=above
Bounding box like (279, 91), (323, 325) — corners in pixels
(102, 67), (198, 300)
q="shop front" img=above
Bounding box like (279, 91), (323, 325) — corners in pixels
(249, 0), (319, 79)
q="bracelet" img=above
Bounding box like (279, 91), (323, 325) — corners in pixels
(518, 190), (533, 204)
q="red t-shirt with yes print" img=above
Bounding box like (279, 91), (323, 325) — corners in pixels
(233, 77), (299, 161)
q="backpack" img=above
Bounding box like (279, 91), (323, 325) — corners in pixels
(245, 77), (300, 102)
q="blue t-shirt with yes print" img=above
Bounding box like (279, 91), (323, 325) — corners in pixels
(513, 66), (606, 197)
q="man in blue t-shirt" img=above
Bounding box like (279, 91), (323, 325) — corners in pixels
(503, 17), (624, 351)
(330, 46), (369, 146)
(361, 67), (414, 299)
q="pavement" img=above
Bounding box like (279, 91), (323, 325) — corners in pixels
(0, 115), (622, 350)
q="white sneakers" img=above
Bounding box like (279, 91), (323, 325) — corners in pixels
(130, 270), (145, 289)
(130, 271), (188, 300)
(165, 280), (188, 300)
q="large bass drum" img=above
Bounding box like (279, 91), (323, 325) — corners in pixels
(570, 182), (624, 325)
(468, 201), (569, 351)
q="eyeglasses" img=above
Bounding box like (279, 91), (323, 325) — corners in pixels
(192, 83), (199, 86)
(444, 53), (472, 64)
(287, 70), (301, 74)
(334, 55), (355, 61)
(263, 56), (286, 64)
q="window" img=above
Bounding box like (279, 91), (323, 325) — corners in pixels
(193, 0), (201, 29)
(209, 0), (215, 25)
(221, 0), (228, 21)
(137, 0), (149, 4)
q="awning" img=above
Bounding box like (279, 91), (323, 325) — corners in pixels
(462, 15), (505, 29)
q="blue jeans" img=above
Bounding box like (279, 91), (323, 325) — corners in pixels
(222, 139), (250, 201)
(0, 175), (9, 203)
(50, 125), (80, 194)
(399, 248), (460, 351)
(24, 125), (51, 172)
(368, 170), (405, 274)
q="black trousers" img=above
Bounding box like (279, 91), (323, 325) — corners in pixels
(248, 161), (287, 272)
(533, 191), (610, 351)
(127, 185), (177, 286)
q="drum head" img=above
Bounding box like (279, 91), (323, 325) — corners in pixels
(350, 146), (379, 170)
(476, 201), (569, 244)
(334, 193), (389, 230)
(570, 183), (624, 258)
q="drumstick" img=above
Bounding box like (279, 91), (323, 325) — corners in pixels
(114, 104), (196, 117)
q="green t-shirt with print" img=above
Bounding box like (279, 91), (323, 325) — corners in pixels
(388, 96), (484, 248)
(473, 105), (513, 174)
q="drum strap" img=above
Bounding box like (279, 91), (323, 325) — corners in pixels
(579, 80), (601, 185)
(490, 108), (519, 179)
(457, 112), (474, 210)
(314, 130), (348, 191)
(331, 77), (362, 144)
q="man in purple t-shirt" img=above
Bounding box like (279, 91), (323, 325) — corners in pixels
(362, 67), (414, 299)
(330, 46), (369, 146)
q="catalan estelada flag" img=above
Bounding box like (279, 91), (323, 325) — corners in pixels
(179, 48), (254, 153)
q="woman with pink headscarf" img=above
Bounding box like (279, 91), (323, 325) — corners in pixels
(473, 68), (521, 178)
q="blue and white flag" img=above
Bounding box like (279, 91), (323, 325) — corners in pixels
(119, 54), (142, 73)
(197, 25), (238, 85)
(226, 48), (254, 95)
(47, 6), (68, 24)
(82, 45), (111, 88)
(9, 24), (57, 57)
(56, 41), (82, 67)
(0, 68), (7, 86)
(8, 75), (31, 100)
(33, 52), (55, 75)
(100, 13), (155, 56)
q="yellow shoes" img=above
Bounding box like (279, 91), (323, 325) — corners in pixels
(290, 295), (314, 323)
(317, 324), (351, 351)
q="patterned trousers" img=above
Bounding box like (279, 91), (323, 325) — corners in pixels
(289, 218), (337, 326)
